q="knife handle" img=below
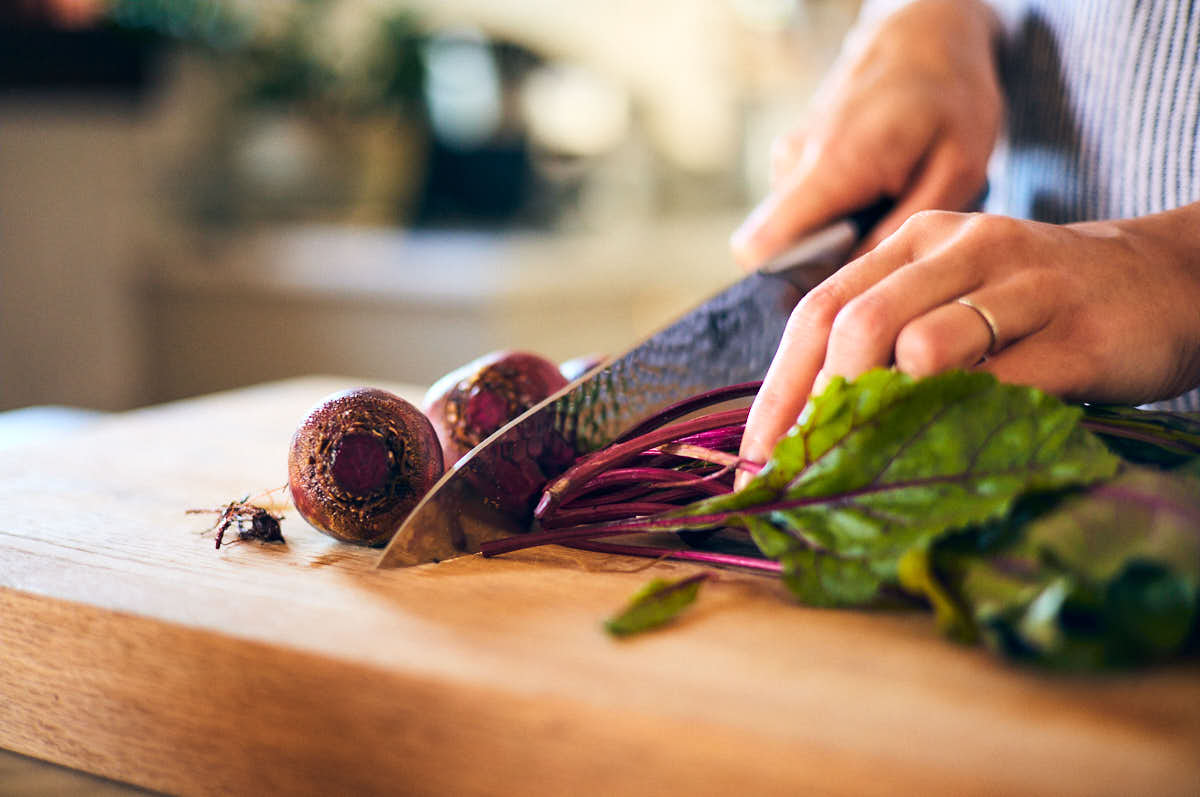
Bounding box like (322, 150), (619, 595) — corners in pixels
(759, 185), (988, 283)
(757, 196), (894, 281)
(846, 185), (989, 233)
(844, 196), (894, 239)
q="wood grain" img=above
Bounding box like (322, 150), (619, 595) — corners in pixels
(1, 377), (1198, 796)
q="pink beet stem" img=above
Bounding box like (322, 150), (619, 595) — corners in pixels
(564, 540), (782, 573)
(611, 381), (761, 443)
(539, 502), (685, 528)
(535, 407), (751, 518)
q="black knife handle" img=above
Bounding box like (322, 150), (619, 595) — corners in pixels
(849, 184), (990, 236)
(845, 196), (895, 238)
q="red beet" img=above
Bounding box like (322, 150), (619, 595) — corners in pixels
(424, 350), (568, 467)
(288, 387), (443, 546)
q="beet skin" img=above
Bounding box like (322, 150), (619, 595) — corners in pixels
(423, 350), (568, 467)
(288, 387), (443, 546)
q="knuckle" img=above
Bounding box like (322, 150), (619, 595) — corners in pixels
(816, 131), (875, 182)
(902, 208), (957, 234)
(961, 212), (1019, 243)
(749, 387), (798, 430)
(832, 292), (892, 347)
(894, 325), (954, 376)
(796, 281), (847, 328)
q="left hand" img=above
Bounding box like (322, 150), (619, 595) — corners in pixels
(738, 204), (1200, 470)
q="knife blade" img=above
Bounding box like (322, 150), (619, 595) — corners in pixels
(377, 200), (891, 568)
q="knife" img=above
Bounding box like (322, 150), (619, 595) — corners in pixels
(377, 199), (892, 568)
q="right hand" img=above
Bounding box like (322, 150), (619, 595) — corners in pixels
(730, 0), (1005, 269)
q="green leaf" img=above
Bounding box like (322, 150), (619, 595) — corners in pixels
(604, 573), (708, 637)
(921, 464), (1200, 668)
(777, 548), (885, 607)
(742, 515), (885, 606)
(660, 370), (1120, 605)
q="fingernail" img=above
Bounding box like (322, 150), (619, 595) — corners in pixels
(811, 368), (830, 396)
(734, 466), (754, 491)
(734, 443), (762, 491)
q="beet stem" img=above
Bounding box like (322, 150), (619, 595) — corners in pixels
(652, 442), (761, 475)
(611, 381), (761, 444)
(667, 425), (747, 452)
(482, 522), (681, 556)
(568, 466), (733, 503)
(558, 486), (730, 516)
(536, 407), (751, 518)
(539, 502), (684, 528)
(564, 539), (783, 573)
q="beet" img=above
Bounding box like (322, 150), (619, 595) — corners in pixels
(424, 350), (568, 467)
(288, 387), (443, 547)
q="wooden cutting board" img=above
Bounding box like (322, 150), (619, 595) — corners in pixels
(1, 377), (1197, 796)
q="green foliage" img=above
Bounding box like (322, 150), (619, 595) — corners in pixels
(910, 465), (1200, 668)
(107, 0), (426, 113)
(604, 374), (1200, 667)
(604, 574), (708, 637)
(607, 370), (1200, 667)
(653, 370), (1119, 603)
(107, 0), (252, 50)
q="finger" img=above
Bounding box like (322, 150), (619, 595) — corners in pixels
(738, 302), (833, 477)
(818, 234), (984, 382)
(854, 141), (989, 256)
(738, 212), (973, 474)
(738, 223), (936, 473)
(769, 128), (808, 189)
(731, 151), (883, 271)
(894, 278), (1055, 377)
(975, 337), (1095, 402)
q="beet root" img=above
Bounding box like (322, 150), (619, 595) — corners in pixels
(424, 350), (568, 467)
(288, 387), (444, 546)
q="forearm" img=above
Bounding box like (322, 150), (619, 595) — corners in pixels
(837, 0), (1003, 129)
(856, 0), (1001, 33)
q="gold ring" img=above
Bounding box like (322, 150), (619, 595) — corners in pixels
(956, 297), (999, 354)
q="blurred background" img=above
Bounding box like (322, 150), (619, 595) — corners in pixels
(0, 0), (862, 421)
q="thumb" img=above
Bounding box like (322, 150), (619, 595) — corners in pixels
(853, 142), (989, 256)
(731, 152), (883, 272)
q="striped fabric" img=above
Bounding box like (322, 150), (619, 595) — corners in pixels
(861, 0), (1200, 410)
(986, 0), (1199, 223)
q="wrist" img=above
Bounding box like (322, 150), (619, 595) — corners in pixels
(847, 0), (1001, 81)
(855, 0), (1000, 42)
(1107, 202), (1200, 274)
(1100, 202), (1200, 397)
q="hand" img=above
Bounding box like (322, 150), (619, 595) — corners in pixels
(730, 0), (1003, 269)
(738, 204), (1200, 471)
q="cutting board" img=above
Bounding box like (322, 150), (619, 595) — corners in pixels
(2, 377), (1197, 796)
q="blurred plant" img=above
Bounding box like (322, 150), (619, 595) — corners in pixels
(107, 0), (424, 115)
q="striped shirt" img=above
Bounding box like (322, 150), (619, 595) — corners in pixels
(862, 0), (1200, 410)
